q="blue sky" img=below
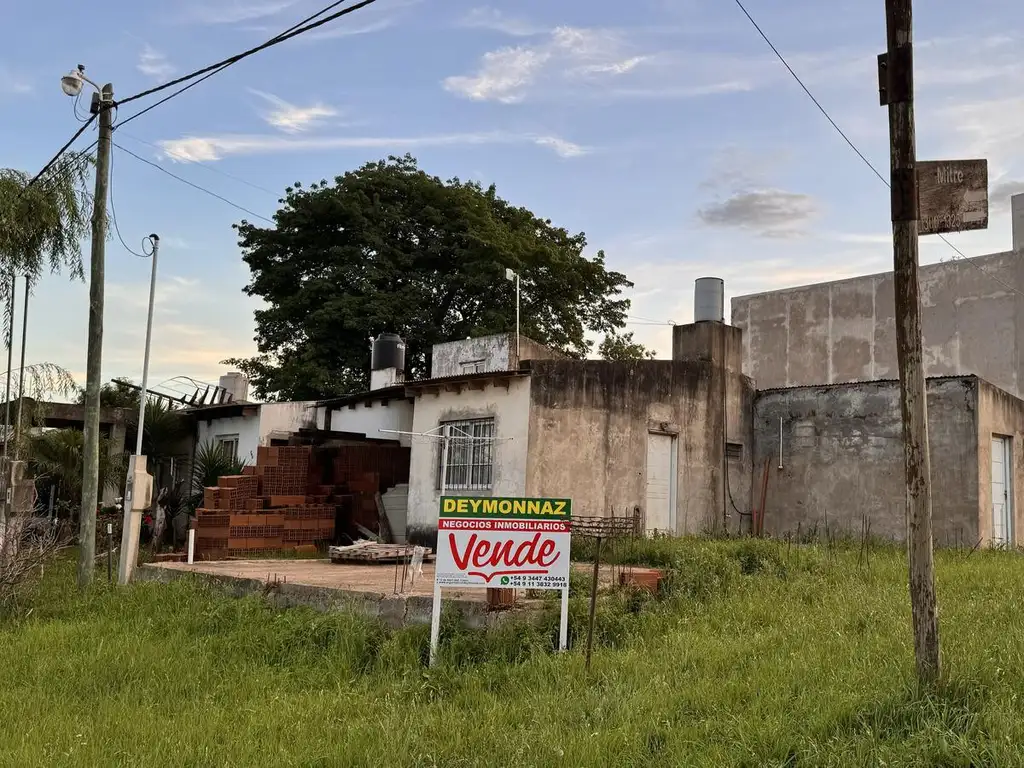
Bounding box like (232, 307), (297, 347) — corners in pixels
(2, 0), (1023, 400)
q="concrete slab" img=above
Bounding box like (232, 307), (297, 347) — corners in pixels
(136, 558), (647, 628)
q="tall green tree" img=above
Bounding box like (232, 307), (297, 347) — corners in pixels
(228, 154), (639, 400)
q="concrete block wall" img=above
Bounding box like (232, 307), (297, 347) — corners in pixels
(752, 377), (981, 545)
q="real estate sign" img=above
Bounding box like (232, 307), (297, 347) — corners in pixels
(434, 496), (573, 590)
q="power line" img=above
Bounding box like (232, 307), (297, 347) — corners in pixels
(117, 130), (278, 196)
(109, 144), (149, 259)
(112, 141), (274, 224)
(731, 0), (1024, 298)
(23, 116), (97, 192)
(115, 0), (377, 124)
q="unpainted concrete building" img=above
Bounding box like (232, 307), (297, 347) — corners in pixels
(751, 376), (1024, 547)
(731, 194), (1024, 397)
(403, 323), (753, 546)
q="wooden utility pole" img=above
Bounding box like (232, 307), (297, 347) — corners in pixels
(77, 84), (114, 589)
(881, 0), (940, 683)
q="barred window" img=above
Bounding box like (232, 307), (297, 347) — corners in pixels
(438, 418), (495, 490)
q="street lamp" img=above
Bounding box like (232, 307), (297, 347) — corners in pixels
(61, 64), (114, 588)
(60, 66), (99, 98)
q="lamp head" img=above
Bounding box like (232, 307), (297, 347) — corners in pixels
(60, 67), (84, 97)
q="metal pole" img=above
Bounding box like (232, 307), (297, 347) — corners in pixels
(515, 273), (520, 362)
(134, 235), (159, 456)
(78, 85), (114, 589)
(585, 536), (603, 670)
(884, 0), (939, 683)
(428, 428), (450, 667)
(106, 522), (112, 583)
(13, 275), (30, 460)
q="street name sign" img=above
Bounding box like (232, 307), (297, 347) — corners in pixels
(917, 159), (988, 236)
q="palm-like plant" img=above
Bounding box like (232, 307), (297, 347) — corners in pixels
(28, 429), (128, 512)
(191, 440), (247, 492)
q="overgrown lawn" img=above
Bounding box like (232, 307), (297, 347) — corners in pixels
(2, 539), (1024, 766)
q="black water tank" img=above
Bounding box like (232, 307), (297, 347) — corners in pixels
(371, 333), (406, 372)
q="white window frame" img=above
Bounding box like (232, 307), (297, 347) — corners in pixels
(215, 434), (240, 461)
(460, 359), (486, 374)
(437, 418), (495, 490)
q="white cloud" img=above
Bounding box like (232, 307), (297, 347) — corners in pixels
(458, 8), (544, 37)
(248, 89), (337, 133)
(137, 45), (176, 82)
(180, 0), (299, 25)
(157, 131), (589, 162)
(0, 65), (32, 94)
(444, 47), (552, 103)
(573, 56), (649, 76)
(303, 18), (396, 39)
(533, 136), (590, 158)
(444, 26), (648, 103)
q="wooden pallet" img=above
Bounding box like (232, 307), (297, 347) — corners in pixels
(328, 542), (434, 564)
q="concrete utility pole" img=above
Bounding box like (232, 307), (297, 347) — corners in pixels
(118, 234), (159, 585)
(882, 0), (940, 683)
(77, 83), (114, 589)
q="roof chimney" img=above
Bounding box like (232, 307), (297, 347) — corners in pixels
(218, 372), (249, 402)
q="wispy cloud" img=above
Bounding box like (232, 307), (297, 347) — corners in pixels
(458, 7), (545, 37)
(157, 131), (589, 162)
(444, 26), (649, 103)
(180, 0), (300, 25)
(248, 89), (338, 133)
(137, 45), (176, 82)
(303, 17), (396, 39)
(0, 65), (32, 94)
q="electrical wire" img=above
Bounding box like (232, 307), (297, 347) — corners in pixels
(111, 141), (274, 224)
(108, 143), (150, 259)
(115, 0), (377, 125)
(732, 0), (1024, 298)
(23, 116), (97, 191)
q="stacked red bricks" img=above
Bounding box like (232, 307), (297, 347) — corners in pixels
(194, 446), (335, 560)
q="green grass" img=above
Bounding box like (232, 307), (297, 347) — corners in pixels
(3, 539), (1024, 766)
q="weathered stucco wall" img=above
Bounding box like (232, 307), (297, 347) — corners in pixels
(752, 377), (980, 545)
(405, 377), (531, 546)
(430, 334), (565, 378)
(524, 358), (754, 535)
(732, 250), (1024, 397)
(977, 380), (1024, 546)
(431, 334), (513, 378)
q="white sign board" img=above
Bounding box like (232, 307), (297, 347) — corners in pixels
(429, 496), (572, 665)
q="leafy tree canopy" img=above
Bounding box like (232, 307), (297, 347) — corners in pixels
(227, 154), (652, 400)
(599, 330), (658, 361)
(79, 379), (140, 409)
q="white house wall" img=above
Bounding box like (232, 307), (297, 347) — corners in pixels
(259, 401), (317, 443)
(329, 400), (414, 446)
(197, 414), (262, 466)
(406, 378), (531, 546)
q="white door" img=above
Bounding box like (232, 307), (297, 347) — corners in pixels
(645, 433), (674, 533)
(991, 436), (1013, 546)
